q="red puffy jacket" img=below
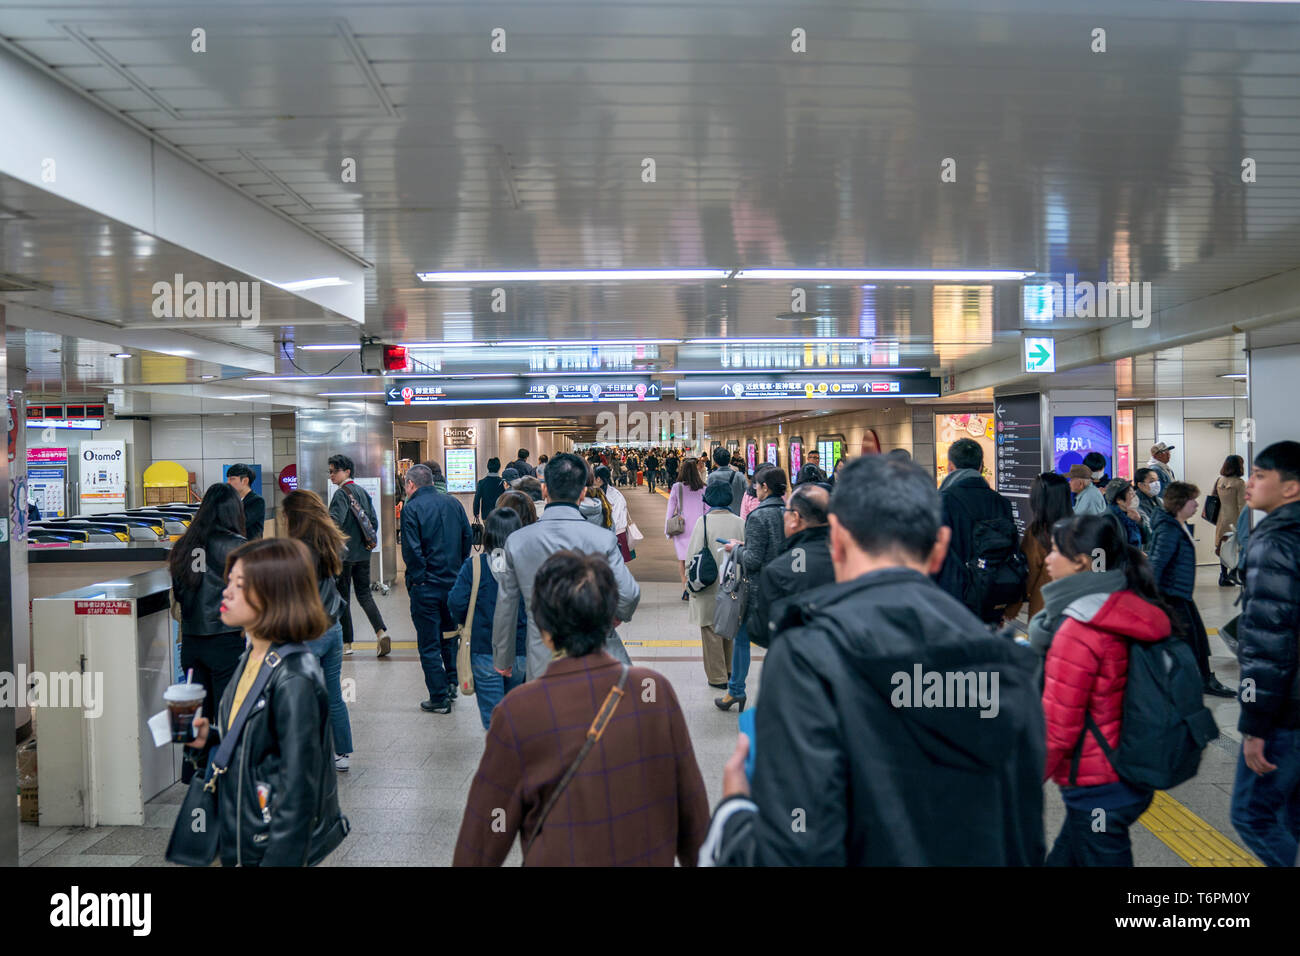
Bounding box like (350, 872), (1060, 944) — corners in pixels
(1042, 589), (1171, 786)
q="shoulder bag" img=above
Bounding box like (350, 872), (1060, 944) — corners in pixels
(686, 512), (718, 592)
(165, 643), (308, 866)
(666, 486), (686, 536)
(1201, 479), (1222, 525)
(340, 482), (379, 551)
(713, 547), (745, 639)
(521, 663), (630, 862)
(451, 556), (483, 697)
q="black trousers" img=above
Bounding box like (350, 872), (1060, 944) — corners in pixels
(337, 559), (388, 645)
(1167, 594), (1213, 681)
(179, 630), (245, 782)
(1046, 792), (1154, 866)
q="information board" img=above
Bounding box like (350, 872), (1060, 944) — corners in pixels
(28, 466), (67, 517)
(387, 378), (658, 406)
(78, 440), (127, 514)
(444, 448), (477, 493)
(995, 394), (1043, 535)
(676, 373), (940, 401)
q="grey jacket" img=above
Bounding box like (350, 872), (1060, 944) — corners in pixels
(491, 500), (640, 680)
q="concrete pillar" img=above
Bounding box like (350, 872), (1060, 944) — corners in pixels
(1, 309), (17, 865)
(1247, 342), (1300, 454)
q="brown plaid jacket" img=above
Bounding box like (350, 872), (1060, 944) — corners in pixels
(453, 652), (710, 866)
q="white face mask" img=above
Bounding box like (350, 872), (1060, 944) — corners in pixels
(1149, 480), (1162, 496)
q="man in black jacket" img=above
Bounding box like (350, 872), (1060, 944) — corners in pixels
(1231, 440), (1300, 867)
(402, 463), (472, 713)
(328, 454), (390, 658)
(698, 454), (1045, 866)
(473, 457), (505, 520)
(752, 484), (834, 648)
(508, 448), (536, 478)
(644, 450), (660, 493)
(226, 463), (265, 539)
(935, 437), (1020, 623)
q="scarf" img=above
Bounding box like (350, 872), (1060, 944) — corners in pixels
(1027, 568), (1126, 657)
(939, 467), (982, 493)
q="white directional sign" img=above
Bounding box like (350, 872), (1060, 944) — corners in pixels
(1024, 337), (1056, 374)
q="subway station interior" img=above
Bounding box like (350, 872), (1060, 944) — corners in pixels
(2, 0), (1300, 885)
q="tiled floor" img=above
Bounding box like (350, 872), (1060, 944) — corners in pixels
(19, 488), (1256, 866)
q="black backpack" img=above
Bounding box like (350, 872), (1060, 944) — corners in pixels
(686, 512), (719, 593)
(1072, 637), (1218, 791)
(954, 501), (1028, 621)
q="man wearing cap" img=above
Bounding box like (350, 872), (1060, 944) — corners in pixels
(1148, 442), (1176, 495)
(1069, 463), (1107, 515)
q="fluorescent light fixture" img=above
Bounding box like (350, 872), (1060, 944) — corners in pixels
(672, 367), (926, 375)
(401, 342), (488, 349)
(417, 269), (728, 283)
(497, 339), (681, 347)
(734, 269), (1031, 282)
(299, 344), (361, 351)
(111, 352), (132, 359)
(688, 337), (872, 345)
(219, 394), (270, 400)
(319, 391), (384, 397)
(201, 374), (217, 379)
(273, 277), (351, 292)
(1217, 373), (1247, 380)
(1118, 395), (1243, 402)
(245, 375), (377, 382)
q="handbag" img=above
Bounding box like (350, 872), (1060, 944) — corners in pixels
(340, 482), (378, 551)
(628, 522), (644, 542)
(470, 521), (484, 549)
(686, 512), (719, 592)
(453, 557), (482, 696)
(713, 549), (744, 639)
(1202, 480), (1222, 525)
(165, 643), (309, 866)
(666, 488), (686, 536)
(522, 663), (630, 861)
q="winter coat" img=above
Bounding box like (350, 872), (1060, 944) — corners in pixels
(1042, 590), (1170, 787)
(1148, 507), (1197, 600)
(1236, 501), (1300, 737)
(752, 524), (835, 647)
(684, 507), (745, 627)
(740, 496), (787, 637)
(1211, 476), (1246, 549)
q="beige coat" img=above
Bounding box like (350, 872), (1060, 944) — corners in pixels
(684, 507), (745, 626)
(1213, 475), (1246, 548)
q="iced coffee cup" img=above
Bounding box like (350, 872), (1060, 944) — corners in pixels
(164, 683), (206, 743)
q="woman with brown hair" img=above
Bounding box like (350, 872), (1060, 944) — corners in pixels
(495, 489), (538, 527)
(185, 537), (348, 866)
(282, 489), (353, 771)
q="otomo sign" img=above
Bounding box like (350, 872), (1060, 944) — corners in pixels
(78, 440), (127, 514)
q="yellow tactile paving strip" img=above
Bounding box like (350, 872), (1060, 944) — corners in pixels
(1139, 791), (1262, 866)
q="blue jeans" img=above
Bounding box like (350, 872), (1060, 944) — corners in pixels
(728, 621), (750, 698)
(305, 621), (353, 755)
(1230, 727), (1300, 867)
(471, 652), (526, 730)
(409, 585), (455, 703)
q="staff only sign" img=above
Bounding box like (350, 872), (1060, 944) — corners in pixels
(78, 440), (127, 514)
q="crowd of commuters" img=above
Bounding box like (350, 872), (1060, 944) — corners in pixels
(167, 434), (1300, 868)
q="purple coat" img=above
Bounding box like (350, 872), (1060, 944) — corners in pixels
(666, 482), (706, 560)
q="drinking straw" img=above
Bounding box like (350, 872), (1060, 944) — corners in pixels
(186, 668), (194, 684)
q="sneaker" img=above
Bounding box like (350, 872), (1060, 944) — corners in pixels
(376, 631), (391, 658)
(420, 698), (453, 714)
(343, 644), (353, 656)
(334, 753), (351, 772)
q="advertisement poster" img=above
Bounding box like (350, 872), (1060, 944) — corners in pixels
(1053, 415), (1114, 475)
(789, 440), (803, 476)
(746, 442), (757, 476)
(28, 446), (68, 464)
(28, 467), (67, 517)
(78, 440), (127, 514)
(444, 448), (477, 493)
(934, 412), (995, 487)
(766, 442), (778, 467)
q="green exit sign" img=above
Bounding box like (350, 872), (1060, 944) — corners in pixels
(1024, 337), (1056, 373)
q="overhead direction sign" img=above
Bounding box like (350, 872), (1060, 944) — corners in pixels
(1024, 337), (1056, 374)
(676, 373), (940, 401)
(386, 377), (658, 406)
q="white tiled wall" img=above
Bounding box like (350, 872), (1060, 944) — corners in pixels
(151, 414), (274, 494)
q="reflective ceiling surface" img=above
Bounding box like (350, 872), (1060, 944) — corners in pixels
(2, 0), (1298, 406)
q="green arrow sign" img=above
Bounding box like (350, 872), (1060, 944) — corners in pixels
(1024, 337), (1055, 373)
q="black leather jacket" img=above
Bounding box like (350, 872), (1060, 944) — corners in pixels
(173, 530), (245, 636)
(190, 645), (347, 866)
(1237, 501), (1300, 737)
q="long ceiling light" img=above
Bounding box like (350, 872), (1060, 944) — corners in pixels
(1118, 395), (1243, 402)
(687, 337), (872, 345)
(245, 375), (377, 382)
(416, 269), (729, 282)
(491, 339), (681, 347)
(273, 277), (351, 292)
(299, 344), (360, 351)
(734, 269), (1032, 281)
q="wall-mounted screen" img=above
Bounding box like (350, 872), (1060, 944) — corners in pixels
(789, 438), (803, 476)
(1053, 415), (1114, 476)
(746, 441), (757, 476)
(766, 442), (778, 467)
(444, 448), (477, 493)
